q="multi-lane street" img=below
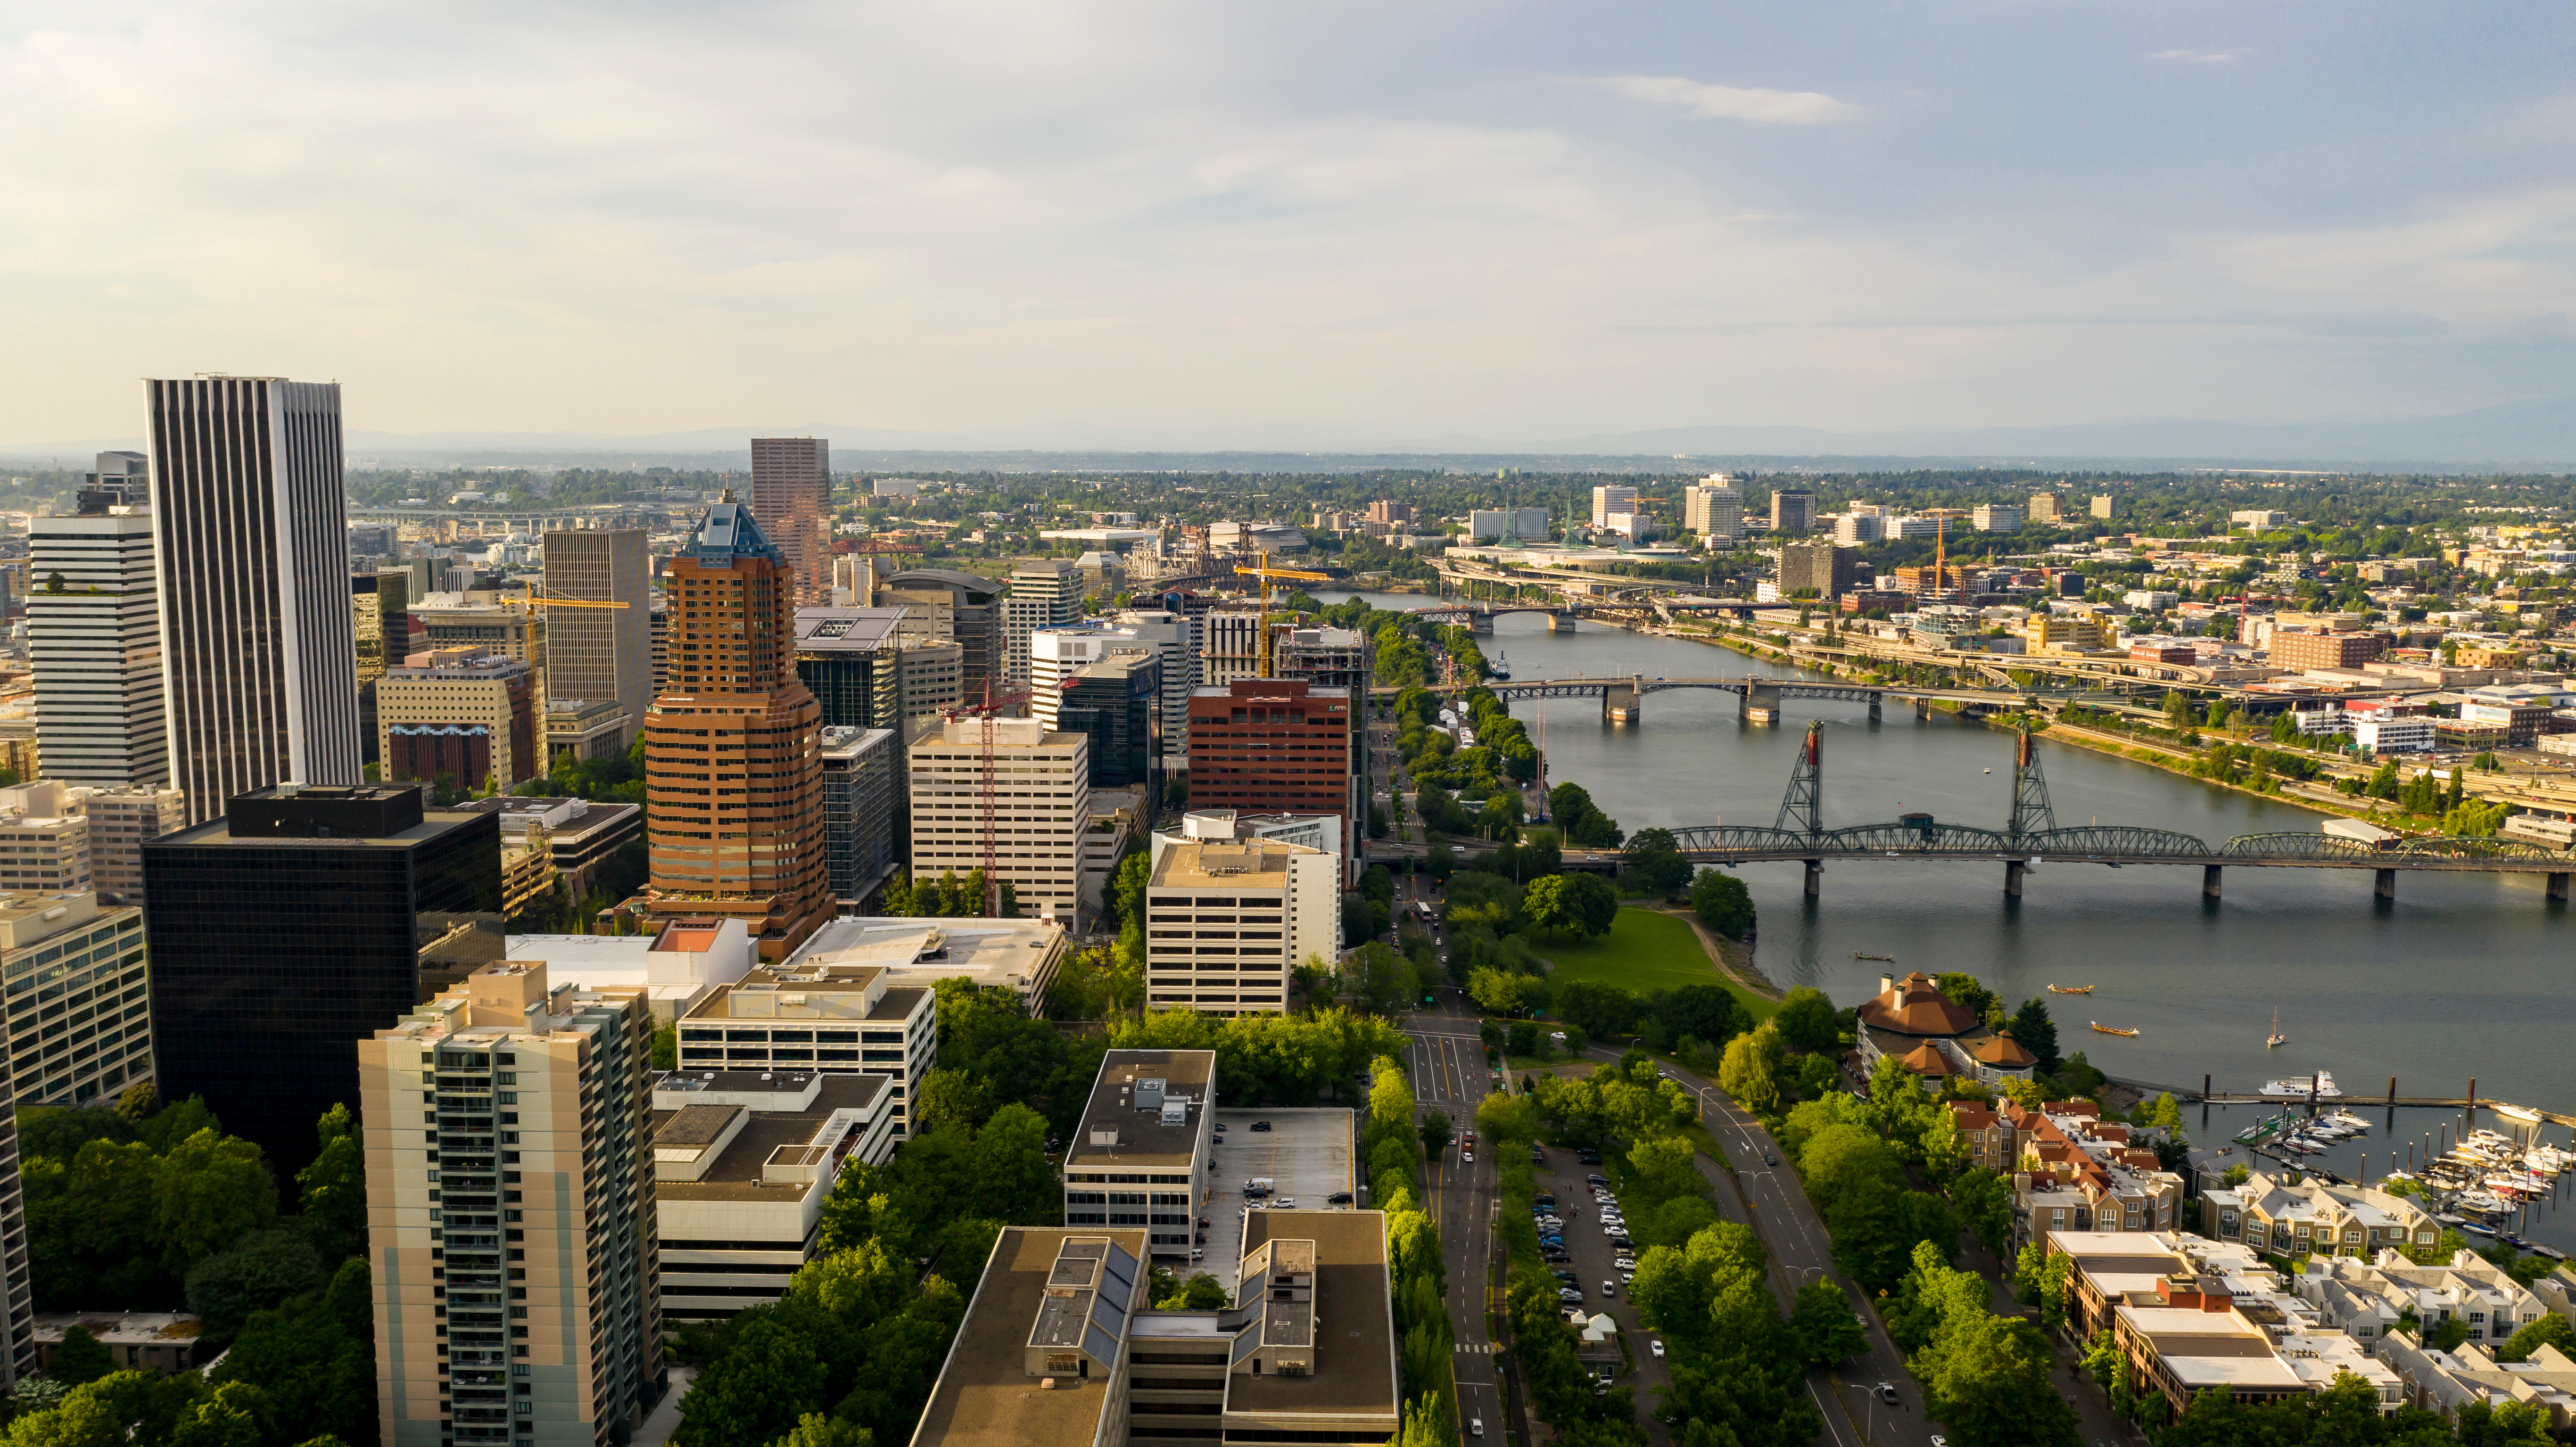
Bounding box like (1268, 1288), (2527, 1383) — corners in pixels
(1406, 987), (1500, 1440)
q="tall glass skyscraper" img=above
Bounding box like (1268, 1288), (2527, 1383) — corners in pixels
(145, 377), (361, 824)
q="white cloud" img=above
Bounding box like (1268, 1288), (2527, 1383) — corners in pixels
(1593, 74), (1863, 126)
(2148, 49), (2239, 64)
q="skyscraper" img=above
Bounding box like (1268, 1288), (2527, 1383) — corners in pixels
(643, 500), (830, 960)
(30, 454), (166, 786)
(1002, 559), (1083, 682)
(751, 437), (831, 607)
(145, 377), (361, 824)
(361, 960), (662, 1443)
(542, 529), (653, 748)
(144, 782), (503, 1175)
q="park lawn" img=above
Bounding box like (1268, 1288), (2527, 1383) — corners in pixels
(1535, 907), (1779, 1022)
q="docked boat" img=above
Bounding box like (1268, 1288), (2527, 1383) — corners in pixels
(2432, 1212), (2468, 1227)
(2261, 1072), (2342, 1098)
(2492, 1103), (2544, 1124)
(2534, 1244), (2569, 1262)
(2461, 1221), (2499, 1237)
(2089, 1021), (2139, 1036)
(2327, 1110), (2373, 1134)
(2048, 984), (2095, 995)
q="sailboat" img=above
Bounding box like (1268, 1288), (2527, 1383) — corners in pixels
(2266, 1009), (2287, 1049)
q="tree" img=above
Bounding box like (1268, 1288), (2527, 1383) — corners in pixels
(1789, 1282), (1868, 1366)
(1619, 830), (1692, 896)
(674, 1312), (829, 1447)
(775, 1415), (876, 1447)
(184, 1229), (327, 1342)
(47, 1325), (116, 1387)
(1718, 1023), (1785, 1117)
(1558, 873), (1619, 939)
(153, 1129), (278, 1278)
(1418, 1112), (1453, 1156)
(909, 1068), (996, 1131)
(295, 1105), (365, 1259)
(2007, 998), (2062, 1075)
(2498, 1312), (2576, 1363)
(1773, 987), (1839, 1053)
(1949, 1167), (2014, 1256)
(1688, 869), (1755, 938)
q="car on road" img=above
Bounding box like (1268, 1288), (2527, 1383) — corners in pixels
(1650, 1340), (1664, 1358)
(1876, 1383), (1900, 1406)
(1469, 1420), (1483, 1439)
(1601, 1280), (1617, 1297)
(1251, 1121), (1273, 1132)
(1763, 1150), (1777, 1166)
(1462, 1150), (1473, 1162)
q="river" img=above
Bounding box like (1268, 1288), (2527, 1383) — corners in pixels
(1325, 592), (2576, 1248)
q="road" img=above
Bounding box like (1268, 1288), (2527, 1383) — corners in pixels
(1406, 986), (1501, 1442)
(1577, 1044), (1925, 1447)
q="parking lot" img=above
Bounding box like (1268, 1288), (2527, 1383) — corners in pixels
(1203, 1107), (1357, 1288)
(1529, 1146), (1648, 1381)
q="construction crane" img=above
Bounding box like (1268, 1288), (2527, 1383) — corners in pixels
(949, 677), (1035, 918)
(1233, 549), (1332, 678)
(497, 584), (632, 613)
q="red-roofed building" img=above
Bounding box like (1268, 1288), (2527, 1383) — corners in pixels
(2006, 1100), (2186, 1250)
(1855, 972), (2039, 1087)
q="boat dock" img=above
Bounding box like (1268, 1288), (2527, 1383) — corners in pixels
(2138, 1075), (2576, 1129)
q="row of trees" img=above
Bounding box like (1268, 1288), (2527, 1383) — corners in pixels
(1365, 1058), (1457, 1447)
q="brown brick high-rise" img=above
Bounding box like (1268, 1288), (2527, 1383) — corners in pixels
(751, 437), (830, 606)
(1185, 679), (1356, 871)
(644, 497), (830, 959)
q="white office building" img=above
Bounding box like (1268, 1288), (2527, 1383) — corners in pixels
(144, 378), (361, 824)
(1589, 486), (1639, 529)
(1141, 837), (1340, 1016)
(1467, 508), (1550, 543)
(1003, 559), (1085, 682)
(1685, 481), (1744, 542)
(30, 457), (166, 788)
(2353, 715), (2436, 755)
(908, 717), (1093, 927)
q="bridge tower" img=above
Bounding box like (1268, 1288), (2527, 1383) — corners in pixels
(1778, 722), (1825, 897)
(2007, 727), (2056, 838)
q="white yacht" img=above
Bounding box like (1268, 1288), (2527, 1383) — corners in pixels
(2260, 1071), (2342, 1098)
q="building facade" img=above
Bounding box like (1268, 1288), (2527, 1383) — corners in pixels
(819, 726), (899, 905)
(1004, 559), (1085, 683)
(1056, 652), (1162, 793)
(145, 783), (504, 1176)
(650, 1070), (894, 1319)
(751, 437), (831, 606)
(907, 717), (1091, 926)
(878, 568), (1004, 700)
(1184, 680), (1356, 877)
(1589, 486), (1639, 529)
(1775, 541), (1856, 599)
(29, 467), (166, 787)
(2198, 1172), (2437, 1258)
(144, 377), (362, 823)
(0, 890), (151, 1109)
(354, 569), (412, 767)
(2271, 630), (2388, 672)
(1200, 609), (1265, 690)
(379, 654), (542, 792)
(1141, 840), (1338, 1015)
(360, 961), (662, 1446)
(673, 961), (935, 1137)
(1685, 479), (1743, 541)
(541, 530), (654, 749)
(642, 501), (832, 962)
(79, 786), (186, 904)
(1771, 490), (1816, 533)
(1061, 1050), (1216, 1256)
(0, 784), (91, 896)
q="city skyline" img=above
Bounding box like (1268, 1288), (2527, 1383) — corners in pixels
(1, 4), (2568, 451)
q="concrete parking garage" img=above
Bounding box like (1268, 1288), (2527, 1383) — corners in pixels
(1201, 1107), (1357, 1288)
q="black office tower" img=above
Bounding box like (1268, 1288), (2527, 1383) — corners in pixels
(143, 783), (502, 1176)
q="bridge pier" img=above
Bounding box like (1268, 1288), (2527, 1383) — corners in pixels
(2005, 860), (2026, 898)
(1914, 698), (1931, 720)
(1742, 681), (1781, 725)
(1868, 692), (1882, 723)
(2375, 868), (2397, 902)
(2551, 872), (2569, 903)
(1548, 612), (1578, 633)
(1602, 679), (1643, 725)
(1803, 859), (1822, 898)
(2204, 864), (2223, 901)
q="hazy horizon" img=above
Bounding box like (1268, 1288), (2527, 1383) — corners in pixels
(5, 2), (2570, 447)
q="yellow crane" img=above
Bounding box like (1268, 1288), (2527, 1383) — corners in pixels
(496, 584), (632, 613)
(1233, 550), (1332, 678)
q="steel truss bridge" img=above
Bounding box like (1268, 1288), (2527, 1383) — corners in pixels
(1667, 723), (2576, 904)
(1376, 673), (2027, 721)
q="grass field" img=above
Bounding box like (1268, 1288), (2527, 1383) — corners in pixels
(1535, 908), (1779, 1021)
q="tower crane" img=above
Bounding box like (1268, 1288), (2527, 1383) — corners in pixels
(949, 677), (1035, 918)
(1232, 550), (1332, 678)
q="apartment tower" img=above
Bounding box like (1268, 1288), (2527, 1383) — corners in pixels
(542, 529), (654, 748)
(642, 500), (830, 961)
(1002, 559), (1083, 682)
(361, 960), (661, 1445)
(751, 437), (831, 607)
(29, 452), (166, 787)
(144, 377), (362, 824)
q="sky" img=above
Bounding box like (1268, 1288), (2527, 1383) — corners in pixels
(2, 0), (2571, 450)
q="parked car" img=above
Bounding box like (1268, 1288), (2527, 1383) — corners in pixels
(1601, 1280), (1617, 1298)
(1214, 1123), (1228, 1134)
(1275, 1197), (1297, 1208)
(1251, 1121), (1273, 1132)
(1558, 1288), (1584, 1304)
(1327, 1191), (1354, 1204)
(1650, 1340), (1665, 1358)
(1585, 1174), (1610, 1185)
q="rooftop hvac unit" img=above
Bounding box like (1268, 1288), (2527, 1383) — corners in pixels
(1090, 1128), (1120, 1148)
(1136, 1077), (1167, 1110)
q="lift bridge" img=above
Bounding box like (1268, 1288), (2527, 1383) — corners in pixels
(1680, 724), (2576, 905)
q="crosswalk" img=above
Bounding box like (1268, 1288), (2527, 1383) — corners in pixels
(1452, 1341), (1495, 1354)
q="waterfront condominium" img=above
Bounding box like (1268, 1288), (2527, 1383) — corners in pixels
(144, 782), (504, 1176)
(360, 960), (662, 1445)
(29, 453), (166, 787)
(1003, 558), (1083, 682)
(542, 529), (654, 749)
(642, 500), (831, 961)
(144, 377), (362, 824)
(751, 437), (831, 607)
